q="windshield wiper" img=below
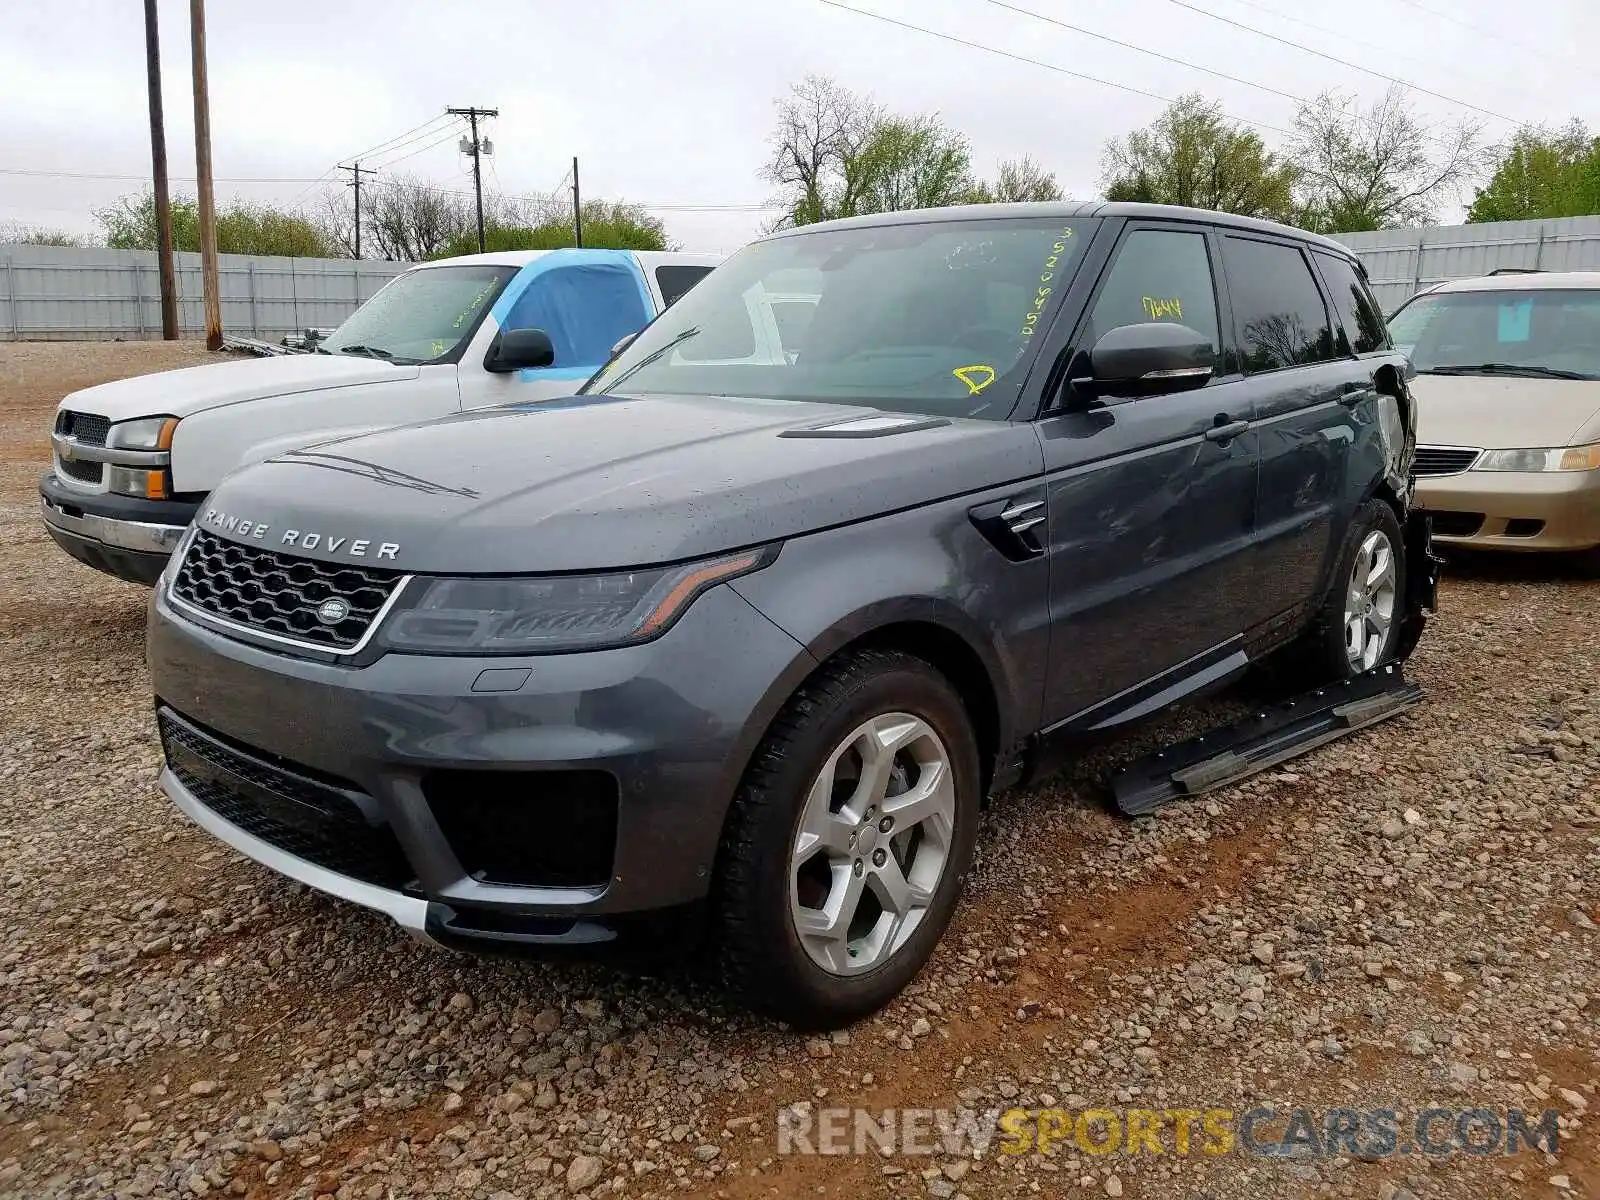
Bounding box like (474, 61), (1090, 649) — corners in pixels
(593, 327), (701, 393)
(338, 344), (396, 360)
(1421, 362), (1596, 381)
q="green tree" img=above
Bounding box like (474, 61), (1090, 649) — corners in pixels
(1467, 120), (1600, 222)
(1288, 86), (1482, 232)
(0, 222), (89, 247)
(433, 199), (670, 258)
(97, 188), (336, 256)
(851, 115), (976, 214)
(1100, 94), (1298, 222)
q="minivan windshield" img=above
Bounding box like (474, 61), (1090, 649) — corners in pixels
(319, 264), (518, 365)
(1388, 287), (1600, 380)
(584, 217), (1093, 420)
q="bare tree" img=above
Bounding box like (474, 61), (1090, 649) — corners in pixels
(340, 173), (470, 261)
(986, 156), (1066, 203)
(1288, 85), (1484, 232)
(761, 75), (882, 227)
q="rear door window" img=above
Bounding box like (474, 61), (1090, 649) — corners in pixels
(1313, 251), (1389, 354)
(1083, 227), (1220, 356)
(1222, 237), (1338, 372)
(655, 264), (713, 308)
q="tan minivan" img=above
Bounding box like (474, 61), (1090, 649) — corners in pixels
(1389, 270), (1600, 570)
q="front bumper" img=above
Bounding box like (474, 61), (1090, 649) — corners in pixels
(146, 581), (815, 954)
(40, 472), (197, 585)
(1415, 467), (1600, 552)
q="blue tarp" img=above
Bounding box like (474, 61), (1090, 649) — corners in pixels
(489, 250), (652, 380)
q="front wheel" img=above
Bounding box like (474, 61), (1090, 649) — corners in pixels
(713, 650), (981, 1029)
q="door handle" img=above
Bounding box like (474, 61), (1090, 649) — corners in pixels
(1339, 381), (1372, 406)
(1204, 418), (1251, 443)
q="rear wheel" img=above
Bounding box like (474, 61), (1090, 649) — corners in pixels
(714, 650), (980, 1029)
(1274, 500), (1408, 689)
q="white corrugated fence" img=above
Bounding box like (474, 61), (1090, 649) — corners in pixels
(0, 244), (408, 342)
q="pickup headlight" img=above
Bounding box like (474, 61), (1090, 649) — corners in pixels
(380, 548), (775, 654)
(106, 416), (179, 451)
(101, 416), (180, 499)
(1474, 443), (1600, 472)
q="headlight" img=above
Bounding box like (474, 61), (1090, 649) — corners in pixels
(380, 548), (776, 654)
(106, 416), (179, 451)
(1474, 443), (1600, 472)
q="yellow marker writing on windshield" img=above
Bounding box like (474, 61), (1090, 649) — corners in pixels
(953, 364), (996, 395)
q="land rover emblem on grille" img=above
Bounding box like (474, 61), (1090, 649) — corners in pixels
(315, 598), (352, 625)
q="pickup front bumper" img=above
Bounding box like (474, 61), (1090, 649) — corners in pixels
(39, 472), (198, 585)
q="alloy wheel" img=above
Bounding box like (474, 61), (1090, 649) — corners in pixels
(1343, 529), (1397, 672)
(788, 712), (956, 976)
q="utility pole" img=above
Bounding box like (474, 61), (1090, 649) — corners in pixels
(188, 0), (222, 349)
(337, 163), (377, 259)
(571, 156), (582, 248)
(142, 0), (178, 340)
(446, 106), (497, 253)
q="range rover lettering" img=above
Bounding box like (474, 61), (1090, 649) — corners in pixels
(146, 202), (1433, 1029)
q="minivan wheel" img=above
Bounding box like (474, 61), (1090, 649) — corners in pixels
(1276, 500), (1408, 688)
(714, 649), (980, 1030)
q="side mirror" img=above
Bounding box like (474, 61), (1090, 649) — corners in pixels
(610, 332), (638, 358)
(485, 327), (556, 373)
(1074, 322), (1214, 402)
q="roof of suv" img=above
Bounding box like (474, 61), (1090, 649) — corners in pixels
(763, 200), (1361, 260)
(1420, 270), (1600, 295)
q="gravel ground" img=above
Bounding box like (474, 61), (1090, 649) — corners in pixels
(0, 342), (1594, 1200)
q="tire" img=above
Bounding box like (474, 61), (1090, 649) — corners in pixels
(714, 649), (981, 1030)
(1275, 500), (1408, 688)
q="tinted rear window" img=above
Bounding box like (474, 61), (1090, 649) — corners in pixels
(1222, 237), (1337, 372)
(656, 264), (713, 307)
(1314, 251), (1388, 354)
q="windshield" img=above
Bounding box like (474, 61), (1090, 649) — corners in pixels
(1388, 287), (1600, 380)
(583, 216), (1094, 420)
(320, 264), (518, 365)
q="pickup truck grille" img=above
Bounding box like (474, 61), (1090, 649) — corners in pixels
(170, 530), (404, 651)
(55, 411), (110, 446)
(1412, 446), (1481, 477)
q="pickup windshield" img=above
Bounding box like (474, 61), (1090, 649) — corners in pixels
(1388, 287), (1600, 380)
(584, 216), (1093, 420)
(321, 264), (518, 365)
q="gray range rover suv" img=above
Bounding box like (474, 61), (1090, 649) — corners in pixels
(147, 203), (1432, 1028)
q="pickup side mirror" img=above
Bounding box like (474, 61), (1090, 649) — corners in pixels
(485, 327), (556, 373)
(1073, 322), (1214, 403)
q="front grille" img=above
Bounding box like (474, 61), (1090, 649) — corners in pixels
(57, 457), (103, 484)
(1412, 446), (1481, 477)
(1428, 510), (1486, 538)
(170, 530), (403, 651)
(56, 411), (110, 446)
(158, 707), (414, 890)
(423, 769), (619, 888)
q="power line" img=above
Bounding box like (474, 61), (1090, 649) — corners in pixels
(368, 123), (467, 171)
(342, 113), (455, 164)
(981, 0), (1302, 103)
(0, 167), (331, 182)
(1156, 0), (1522, 125)
(818, 0), (1289, 134)
(1389, 0), (1584, 74)
(362, 119), (466, 170)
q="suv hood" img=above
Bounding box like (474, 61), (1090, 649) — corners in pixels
(57, 353), (422, 422)
(198, 393), (1043, 573)
(1411, 374), (1600, 449)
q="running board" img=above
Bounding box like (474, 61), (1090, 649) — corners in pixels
(1109, 663), (1423, 817)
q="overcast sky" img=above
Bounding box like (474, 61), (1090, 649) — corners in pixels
(3, 0), (1598, 255)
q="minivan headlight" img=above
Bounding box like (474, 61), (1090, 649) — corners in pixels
(1474, 443), (1600, 472)
(380, 548), (775, 654)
